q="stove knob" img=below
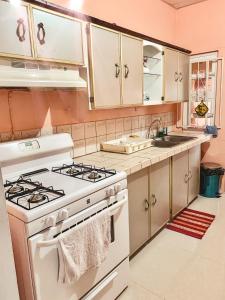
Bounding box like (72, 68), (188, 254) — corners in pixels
(59, 209), (69, 220)
(107, 187), (115, 197)
(46, 215), (57, 227)
(115, 183), (122, 193)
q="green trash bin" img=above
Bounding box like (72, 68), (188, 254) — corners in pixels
(200, 163), (225, 198)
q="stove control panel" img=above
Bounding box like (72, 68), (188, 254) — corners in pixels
(106, 183), (122, 197)
(18, 140), (40, 152)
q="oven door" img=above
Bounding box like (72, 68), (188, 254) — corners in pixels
(28, 189), (129, 300)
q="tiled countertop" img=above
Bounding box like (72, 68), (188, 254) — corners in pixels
(74, 131), (211, 176)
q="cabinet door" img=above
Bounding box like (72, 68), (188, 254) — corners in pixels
(128, 168), (149, 255)
(150, 159), (170, 236)
(164, 48), (178, 102)
(90, 25), (121, 108)
(0, 1), (32, 58)
(172, 151), (189, 217)
(188, 145), (201, 203)
(178, 53), (189, 101)
(121, 35), (143, 106)
(31, 7), (84, 64)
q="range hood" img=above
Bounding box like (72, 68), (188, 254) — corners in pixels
(0, 60), (87, 88)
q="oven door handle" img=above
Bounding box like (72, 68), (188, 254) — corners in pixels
(83, 271), (118, 300)
(37, 198), (127, 248)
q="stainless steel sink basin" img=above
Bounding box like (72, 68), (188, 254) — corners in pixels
(152, 135), (196, 148)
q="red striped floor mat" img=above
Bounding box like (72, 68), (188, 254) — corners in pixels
(166, 208), (215, 239)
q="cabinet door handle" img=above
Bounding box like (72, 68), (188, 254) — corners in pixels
(144, 198), (150, 210)
(16, 18), (26, 42)
(124, 64), (130, 78)
(174, 72), (179, 82)
(37, 22), (46, 45)
(184, 174), (189, 183)
(188, 170), (192, 180)
(151, 194), (157, 206)
(179, 72), (183, 82)
(115, 63), (121, 78)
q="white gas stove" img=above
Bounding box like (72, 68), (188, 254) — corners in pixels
(0, 133), (129, 300)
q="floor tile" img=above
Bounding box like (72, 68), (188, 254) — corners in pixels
(165, 256), (225, 300)
(149, 229), (200, 253)
(126, 195), (225, 299)
(118, 281), (164, 300)
(130, 240), (195, 296)
(189, 195), (220, 215)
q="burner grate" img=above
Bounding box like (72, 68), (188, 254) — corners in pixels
(4, 177), (65, 210)
(52, 163), (116, 183)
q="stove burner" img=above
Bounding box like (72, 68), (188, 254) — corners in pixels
(8, 184), (24, 194)
(52, 163), (117, 183)
(88, 171), (101, 180)
(28, 192), (47, 203)
(66, 167), (80, 175)
(4, 177), (65, 210)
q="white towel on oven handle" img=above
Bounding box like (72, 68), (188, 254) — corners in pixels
(58, 210), (111, 284)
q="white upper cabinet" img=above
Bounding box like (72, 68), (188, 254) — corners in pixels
(31, 7), (84, 64)
(164, 48), (189, 102)
(0, 1), (32, 58)
(178, 52), (189, 101)
(89, 25), (121, 108)
(121, 35), (143, 106)
(164, 48), (179, 102)
(89, 24), (143, 109)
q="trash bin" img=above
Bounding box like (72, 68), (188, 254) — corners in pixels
(200, 162), (225, 198)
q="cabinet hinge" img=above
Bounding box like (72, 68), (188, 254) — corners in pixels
(90, 96), (94, 103)
(161, 96), (164, 101)
(162, 51), (165, 56)
(86, 24), (90, 35)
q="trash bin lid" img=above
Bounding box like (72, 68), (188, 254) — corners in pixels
(201, 162), (222, 170)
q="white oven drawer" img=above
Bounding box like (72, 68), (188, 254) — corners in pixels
(82, 258), (129, 300)
(27, 193), (129, 300)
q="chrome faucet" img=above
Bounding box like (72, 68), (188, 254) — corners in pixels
(146, 118), (163, 139)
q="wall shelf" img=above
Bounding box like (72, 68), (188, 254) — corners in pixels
(144, 73), (162, 76)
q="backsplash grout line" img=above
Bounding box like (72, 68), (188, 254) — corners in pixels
(0, 112), (175, 158)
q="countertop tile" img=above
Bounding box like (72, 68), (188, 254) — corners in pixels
(74, 132), (211, 174)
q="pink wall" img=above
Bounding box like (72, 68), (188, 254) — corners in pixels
(53, 0), (177, 44)
(0, 89), (176, 134)
(176, 0), (225, 174)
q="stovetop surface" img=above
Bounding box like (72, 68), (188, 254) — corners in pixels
(4, 160), (126, 221)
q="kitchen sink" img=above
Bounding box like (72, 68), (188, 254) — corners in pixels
(152, 135), (197, 148)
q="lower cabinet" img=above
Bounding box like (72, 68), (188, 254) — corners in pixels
(128, 158), (170, 256)
(172, 145), (201, 217)
(128, 168), (149, 256)
(172, 150), (189, 217)
(150, 159), (170, 237)
(128, 146), (201, 256)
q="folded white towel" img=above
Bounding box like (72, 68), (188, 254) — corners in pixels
(58, 211), (111, 284)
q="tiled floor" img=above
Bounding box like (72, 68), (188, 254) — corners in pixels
(118, 195), (225, 300)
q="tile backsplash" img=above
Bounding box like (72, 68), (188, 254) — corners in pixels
(0, 111), (174, 158)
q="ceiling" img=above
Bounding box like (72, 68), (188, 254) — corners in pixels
(162, 0), (207, 9)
